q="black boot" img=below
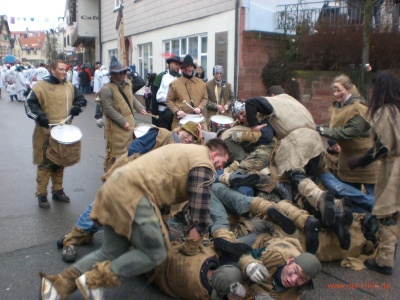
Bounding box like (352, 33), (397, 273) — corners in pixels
(52, 189), (70, 202)
(362, 213), (379, 246)
(273, 182), (291, 200)
(266, 207), (296, 235)
(229, 172), (260, 188)
(364, 259), (393, 275)
(331, 210), (351, 250)
(304, 217), (321, 254)
(213, 238), (252, 262)
(38, 194), (50, 209)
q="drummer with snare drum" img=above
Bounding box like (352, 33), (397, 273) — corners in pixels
(166, 54), (208, 131)
(205, 65), (234, 132)
(25, 59), (87, 209)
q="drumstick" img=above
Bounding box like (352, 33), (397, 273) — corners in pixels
(145, 112), (159, 119)
(183, 100), (195, 110)
(183, 100), (203, 117)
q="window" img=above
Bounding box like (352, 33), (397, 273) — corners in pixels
(109, 49), (118, 64)
(67, 35), (70, 45)
(138, 42), (153, 78)
(163, 34), (208, 74)
(115, 0), (122, 9)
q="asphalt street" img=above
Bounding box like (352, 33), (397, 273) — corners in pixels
(0, 90), (398, 300)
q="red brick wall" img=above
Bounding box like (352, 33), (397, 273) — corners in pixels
(295, 71), (340, 124)
(237, 11), (287, 100)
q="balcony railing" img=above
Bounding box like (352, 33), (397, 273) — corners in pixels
(277, 1), (400, 34)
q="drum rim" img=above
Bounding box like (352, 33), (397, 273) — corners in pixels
(179, 114), (205, 125)
(50, 124), (82, 144)
(210, 115), (234, 124)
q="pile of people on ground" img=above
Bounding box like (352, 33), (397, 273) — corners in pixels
(22, 56), (399, 300)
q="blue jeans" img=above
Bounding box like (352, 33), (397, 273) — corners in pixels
(319, 172), (374, 213)
(215, 170), (254, 197)
(76, 201), (100, 233)
(210, 183), (253, 234)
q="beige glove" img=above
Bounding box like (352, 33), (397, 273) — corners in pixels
(230, 131), (261, 143)
(179, 237), (203, 256)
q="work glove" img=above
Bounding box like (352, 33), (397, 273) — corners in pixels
(246, 262), (269, 284)
(231, 131), (261, 144)
(37, 115), (49, 128)
(70, 106), (82, 116)
(229, 282), (246, 298)
(96, 118), (104, 128)
(179, 237), (203, 256)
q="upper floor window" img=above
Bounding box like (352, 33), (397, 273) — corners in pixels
(163, 34), (208, 75)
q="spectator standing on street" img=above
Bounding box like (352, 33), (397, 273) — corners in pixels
(78, 67), (91, 94)
(24, 59), (87, 208)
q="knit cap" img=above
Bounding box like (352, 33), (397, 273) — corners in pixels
(294, 253), (321, 279)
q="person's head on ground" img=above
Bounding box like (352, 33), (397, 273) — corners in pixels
(109, 56), (129, 84)
(181, 54), (196, 78)
(231, 100), (246, 123)
(205, 138), (230, 171)
(213, 65), (224, 85)
(332, 74), (353, 103)
(177, 121), (200, 144)
(369, 70), (400, 122)
(327, 139), (340, 153)
(266, 85), (285, 97)
(49, 59), (67, 83)
(281, 253), (321, 288)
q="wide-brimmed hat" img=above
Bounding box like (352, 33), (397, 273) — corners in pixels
(166, 54), (182, 65)
(109, 56), (130, 74)
(180, 121), (199, 139)
(181, 54), (196, 69)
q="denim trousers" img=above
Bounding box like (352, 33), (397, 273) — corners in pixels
(210, 183), (253, 234)
(75, 201), (100, 233)
(319, 171), (374, 213)
(74, 197), (167, 278)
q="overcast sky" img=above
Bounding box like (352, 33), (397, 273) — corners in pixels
(0, 0), (66, 31)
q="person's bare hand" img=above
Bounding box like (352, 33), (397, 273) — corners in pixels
(193, 108), (202, 115)
(251, 124), (267, 131)
(123, 122), (130, 130)
(177, 110), (186, 119)
(196, 123), (203, 140)
(140, 109), (147, 115)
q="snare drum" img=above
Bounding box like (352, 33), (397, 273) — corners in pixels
(46, 125), (82, 167)
(134, 124), (154, 138)
(179, 114), (205, 126)
(210, 115), (234, 133)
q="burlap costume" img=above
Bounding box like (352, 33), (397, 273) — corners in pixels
(260, 94), (324, 180)
(90, 144), (216, 248)
(99, 80), (143, 171)
(166, 76), (208, 130)
(239, 236), (305, 300)
(151, 242), (220, 300)
(329, 99), (379, 183)
(206, 79), (233, 128)
(30, 80), (78, 196)
(101, 127), (174, 181)
(369, 106), (400, 267)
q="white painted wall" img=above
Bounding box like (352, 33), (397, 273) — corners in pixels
(129, 10), (236, 84)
